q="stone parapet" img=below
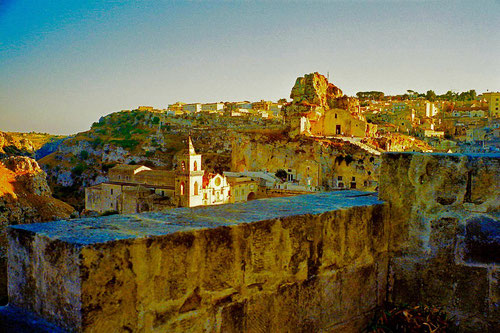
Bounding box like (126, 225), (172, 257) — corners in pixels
(2, 191), (391, 332)
(379, 152), (500, 331)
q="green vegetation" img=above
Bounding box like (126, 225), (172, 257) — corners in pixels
(438, 89), (476, 101)
(91, 137), (103, 149)
(425, 90), (437, 102)
(72, 163), (88, 176)
(109, 139), (139, 149)
(356, 91), (385, 100)
(79, 150), (89, 160)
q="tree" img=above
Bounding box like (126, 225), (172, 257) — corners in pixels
(426, 90), (437, 102)
(79, 150), (89, 160)
(356, 91), (385, 101)
(278, 98), (288, 104)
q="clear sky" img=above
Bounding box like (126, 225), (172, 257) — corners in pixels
(1, 0), (499, 134)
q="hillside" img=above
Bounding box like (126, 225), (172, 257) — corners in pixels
(0, 131), (66, 158)
(0, 156), (75, 304)
(39, 109), (283, 210)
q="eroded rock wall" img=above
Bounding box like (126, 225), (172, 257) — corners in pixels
(232, 134), (380, 191)
(0, 157), (74, 304)
(379, 152), (500, 331)
(6, 192), (392, 332)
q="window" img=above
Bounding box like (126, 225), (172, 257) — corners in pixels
(194, 181), (199, 195)
(180, 181), (185, 195)
(111, 189), (113, 195)
(335, 113), (337, 119)
(181, 161), (186, 171)
(338, 176), (343, 181)
(193, 161), (197, 171)
(352, 176), (356, 181)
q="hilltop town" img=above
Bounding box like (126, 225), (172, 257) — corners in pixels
(1, 72), (498, 214)
(0, 72), (498, 332)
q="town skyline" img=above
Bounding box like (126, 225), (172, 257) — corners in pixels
(1, 0), (499, 134)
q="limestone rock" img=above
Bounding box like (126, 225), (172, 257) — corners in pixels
(290, 72), (343, 108)
(0, 156), (75, 304)
(284, 72), (361, 137)
(0, 131), (35, 158)
(380, 152), (500, 330)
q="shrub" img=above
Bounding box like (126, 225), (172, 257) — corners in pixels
(72, 163), (87, 176)
(79, 150), (89, 160)
(110, 139), (139, 150)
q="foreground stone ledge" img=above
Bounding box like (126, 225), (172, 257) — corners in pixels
(380, 152), (500, 331)
(3, 191), (390, 332)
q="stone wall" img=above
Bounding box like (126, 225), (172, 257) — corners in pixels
(379, 152), (500, 331)
(4, 191), (391, 332)
(3, 152), (499, 332)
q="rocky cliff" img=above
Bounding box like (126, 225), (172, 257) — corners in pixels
(232, 132), (380, 191)
(0, 156), (74, 304)
(284, 72), (361, 137)
(0, 131), (36, 157)
(0, 131), (66, 158)
(39, 110), (278, 210)
(289, 72), (357, 111)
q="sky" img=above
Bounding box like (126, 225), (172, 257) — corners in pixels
(1, 0), (499, 135)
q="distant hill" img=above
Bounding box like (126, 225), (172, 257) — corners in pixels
(0, 131), (66, 158)
(38, 109), (281, 211)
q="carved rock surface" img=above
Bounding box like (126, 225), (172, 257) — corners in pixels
(290, 72), (343, 108)
(380, 152), (500, 331)
(4, 191), (390, 332)
(0, 156), (74, 304)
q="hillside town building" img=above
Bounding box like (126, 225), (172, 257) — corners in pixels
(85, 138), (258, 213)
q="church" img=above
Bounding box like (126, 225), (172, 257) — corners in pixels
(85, 137), (256, 214)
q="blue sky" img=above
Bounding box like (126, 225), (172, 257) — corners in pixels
(1, 0), (499, 134)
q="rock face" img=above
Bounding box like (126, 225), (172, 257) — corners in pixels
(0, 156), (75, 304)
(290, 73), (344, 108)
(4, 191), (391, 332)
(379, 152), (500, 331)
(283, 72), (362, 137)
(0, 132), (36, 158)
(231, 132), (380, 191)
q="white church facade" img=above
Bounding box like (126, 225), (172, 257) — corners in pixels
(85, 137), (243, 214)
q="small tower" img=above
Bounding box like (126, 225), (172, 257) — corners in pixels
(175, 136), (204, 207)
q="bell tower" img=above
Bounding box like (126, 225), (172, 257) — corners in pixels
(175, 136), (204, 207)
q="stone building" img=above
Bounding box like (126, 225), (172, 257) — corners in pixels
(5, 153), (498, 332)
(283, 72), (374, 138)
(226, 176), (259, 203)
(482, 91), (500, 117)
(85, 138), (238, 213)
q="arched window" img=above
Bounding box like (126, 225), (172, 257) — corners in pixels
(181, 161), (186, 171)
(180, 181), (185, 195)
(193, 161), (197, 171)
(194, 181), (199, 195)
